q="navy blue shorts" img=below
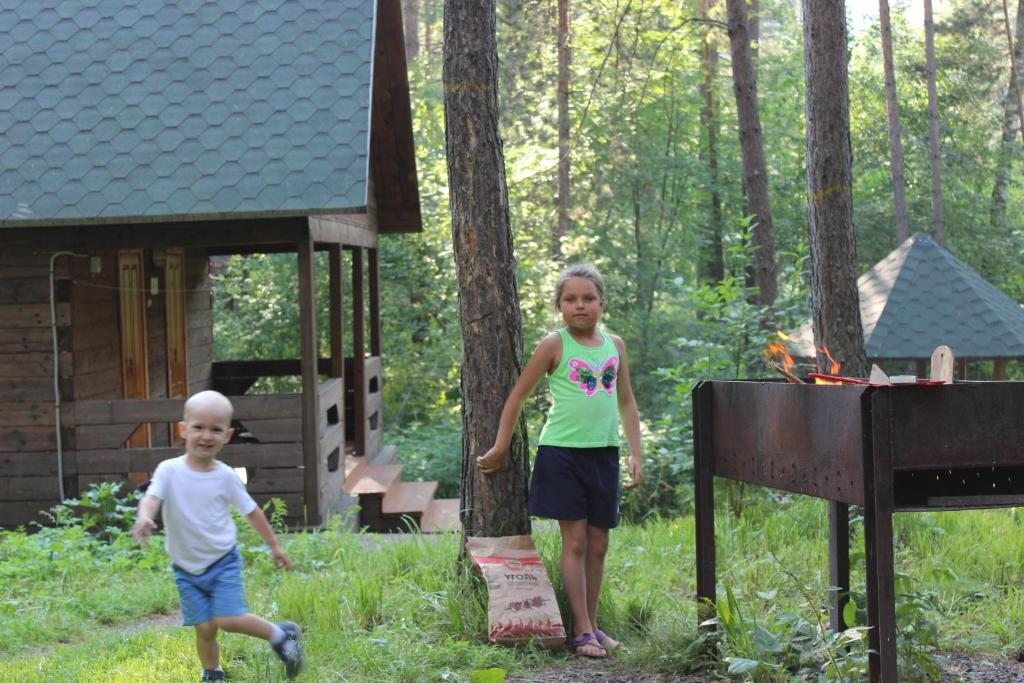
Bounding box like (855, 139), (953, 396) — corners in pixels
(528, 445), (620, 529)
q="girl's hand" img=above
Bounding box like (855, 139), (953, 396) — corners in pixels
(476, 447), (508, 475)
(623, 454), (643, 490)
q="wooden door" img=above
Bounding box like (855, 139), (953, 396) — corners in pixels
(118, 250), (151, 447)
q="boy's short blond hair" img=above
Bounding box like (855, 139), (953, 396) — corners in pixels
(182, 390), (234, 423)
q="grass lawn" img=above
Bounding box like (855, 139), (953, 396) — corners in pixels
(2, 495), (1024, 682)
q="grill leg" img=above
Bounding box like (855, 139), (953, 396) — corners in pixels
(693, 382), (716, 627)
(864, 459), (898, 681)
(828, 500), (850, 632)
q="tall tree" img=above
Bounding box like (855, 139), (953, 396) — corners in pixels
(802, 3), (868, 667)
(924, 0), (945, 245)
(879, 0), (911, 243)
(802, 0), (867, 378)
(992, 0), (1024, 231)
(403, 0), (420, 60)
(554, 0), (571, 260)
(699, 0), (725, 284)
(726, 0), (777, 311)
(1000, 0), (1024, 141)
(443, 0), (531, 538)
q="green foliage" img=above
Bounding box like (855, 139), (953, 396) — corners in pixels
(620, 223), (811, 522)
(390, 410), (462, 498)
(7, 503), (1024, 679)
(45, 481), (142, 544)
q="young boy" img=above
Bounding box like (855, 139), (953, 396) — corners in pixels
(132, 390), (303, 681)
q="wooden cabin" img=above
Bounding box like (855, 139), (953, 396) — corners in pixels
(0, 0), (443, 529)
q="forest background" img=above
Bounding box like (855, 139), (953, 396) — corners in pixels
(214, 0), (1024, 519)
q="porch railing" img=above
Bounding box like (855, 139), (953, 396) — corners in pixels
(69, 375), (346, 524)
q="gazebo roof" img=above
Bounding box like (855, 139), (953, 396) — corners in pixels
(0, 0), (419, 232)
(793, 233), (1024, 361)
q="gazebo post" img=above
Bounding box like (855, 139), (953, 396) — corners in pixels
(994, 359), (1008, 380)
(329, 244), (344, 379)
(297, 233), (321, 524)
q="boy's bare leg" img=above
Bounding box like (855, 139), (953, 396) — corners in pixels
(214, 613), (276, 640)
(195, 621), (220, 670)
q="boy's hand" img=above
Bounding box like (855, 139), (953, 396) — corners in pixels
(131, 515), (156, 542)
(270, 544), (292, 570)
(623, 454), (643, 490)
(476, 447), (508, 475)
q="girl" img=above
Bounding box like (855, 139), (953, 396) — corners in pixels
(477, 263), (643, 658)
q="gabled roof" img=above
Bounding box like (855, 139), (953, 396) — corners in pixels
(0, 0), (420, 231)
(793, 233), (1024, 360)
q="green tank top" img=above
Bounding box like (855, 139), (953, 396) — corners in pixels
(538, 328), (621, 448)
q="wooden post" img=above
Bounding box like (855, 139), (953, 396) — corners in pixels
(351, 247), (366, 455)
(369, 248), (381, 357)
(297, 234), (321, 524)
(828, 501), (850, 631)
(329, 245), (344, 379)
(994, 358), (1008, 380)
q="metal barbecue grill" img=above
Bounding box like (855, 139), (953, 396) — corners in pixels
(692, 379), (1024, 682)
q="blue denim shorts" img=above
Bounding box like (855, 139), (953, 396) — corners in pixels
(172, 547), (248, 626)
(528, 445), (620, 529)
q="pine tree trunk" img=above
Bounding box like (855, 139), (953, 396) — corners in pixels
(553, 0), (571, 261)
(699, 0), (724, 283)
(924, 0), (945, 246)
(727, 0), (777, 310)
(802, 0), (868, 377)
(879, 0), (910, 243)
(443, 0), (531, 539)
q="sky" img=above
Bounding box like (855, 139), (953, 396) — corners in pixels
(846, 0), (939, 34)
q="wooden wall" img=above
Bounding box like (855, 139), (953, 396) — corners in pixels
(0, 250), (70, 525)
(0, 247), (218, 527)
(0, 242), (337, 530)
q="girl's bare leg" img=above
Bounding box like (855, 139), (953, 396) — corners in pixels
(585, 525), (609, 628)
(559, 520), (607, 656)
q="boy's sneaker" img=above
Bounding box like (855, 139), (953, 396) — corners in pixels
(200, 670), (225, 682)
(271, 621), (303, 679)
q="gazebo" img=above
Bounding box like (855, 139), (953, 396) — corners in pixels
(791, 233), (1024, 379)
(0, 0), (458, 532)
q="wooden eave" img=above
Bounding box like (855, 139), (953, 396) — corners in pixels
(0, 213), (383, 254)
(370, 0), (421, 235)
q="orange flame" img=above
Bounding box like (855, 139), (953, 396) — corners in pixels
(819, 346), (841, 374)
(811, 345), (842, 384)
(763, 340), (795, 373)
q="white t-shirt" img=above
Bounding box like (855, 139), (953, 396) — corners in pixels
(148, 455), (258, 574)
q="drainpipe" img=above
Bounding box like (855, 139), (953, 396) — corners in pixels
(49, 251), (88, 502)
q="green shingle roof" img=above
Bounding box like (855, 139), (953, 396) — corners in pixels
(0, 0), (375, 226)
(792, 233), (1024, 360)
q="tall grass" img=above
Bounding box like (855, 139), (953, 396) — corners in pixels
(4, 492), (1024, 681)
